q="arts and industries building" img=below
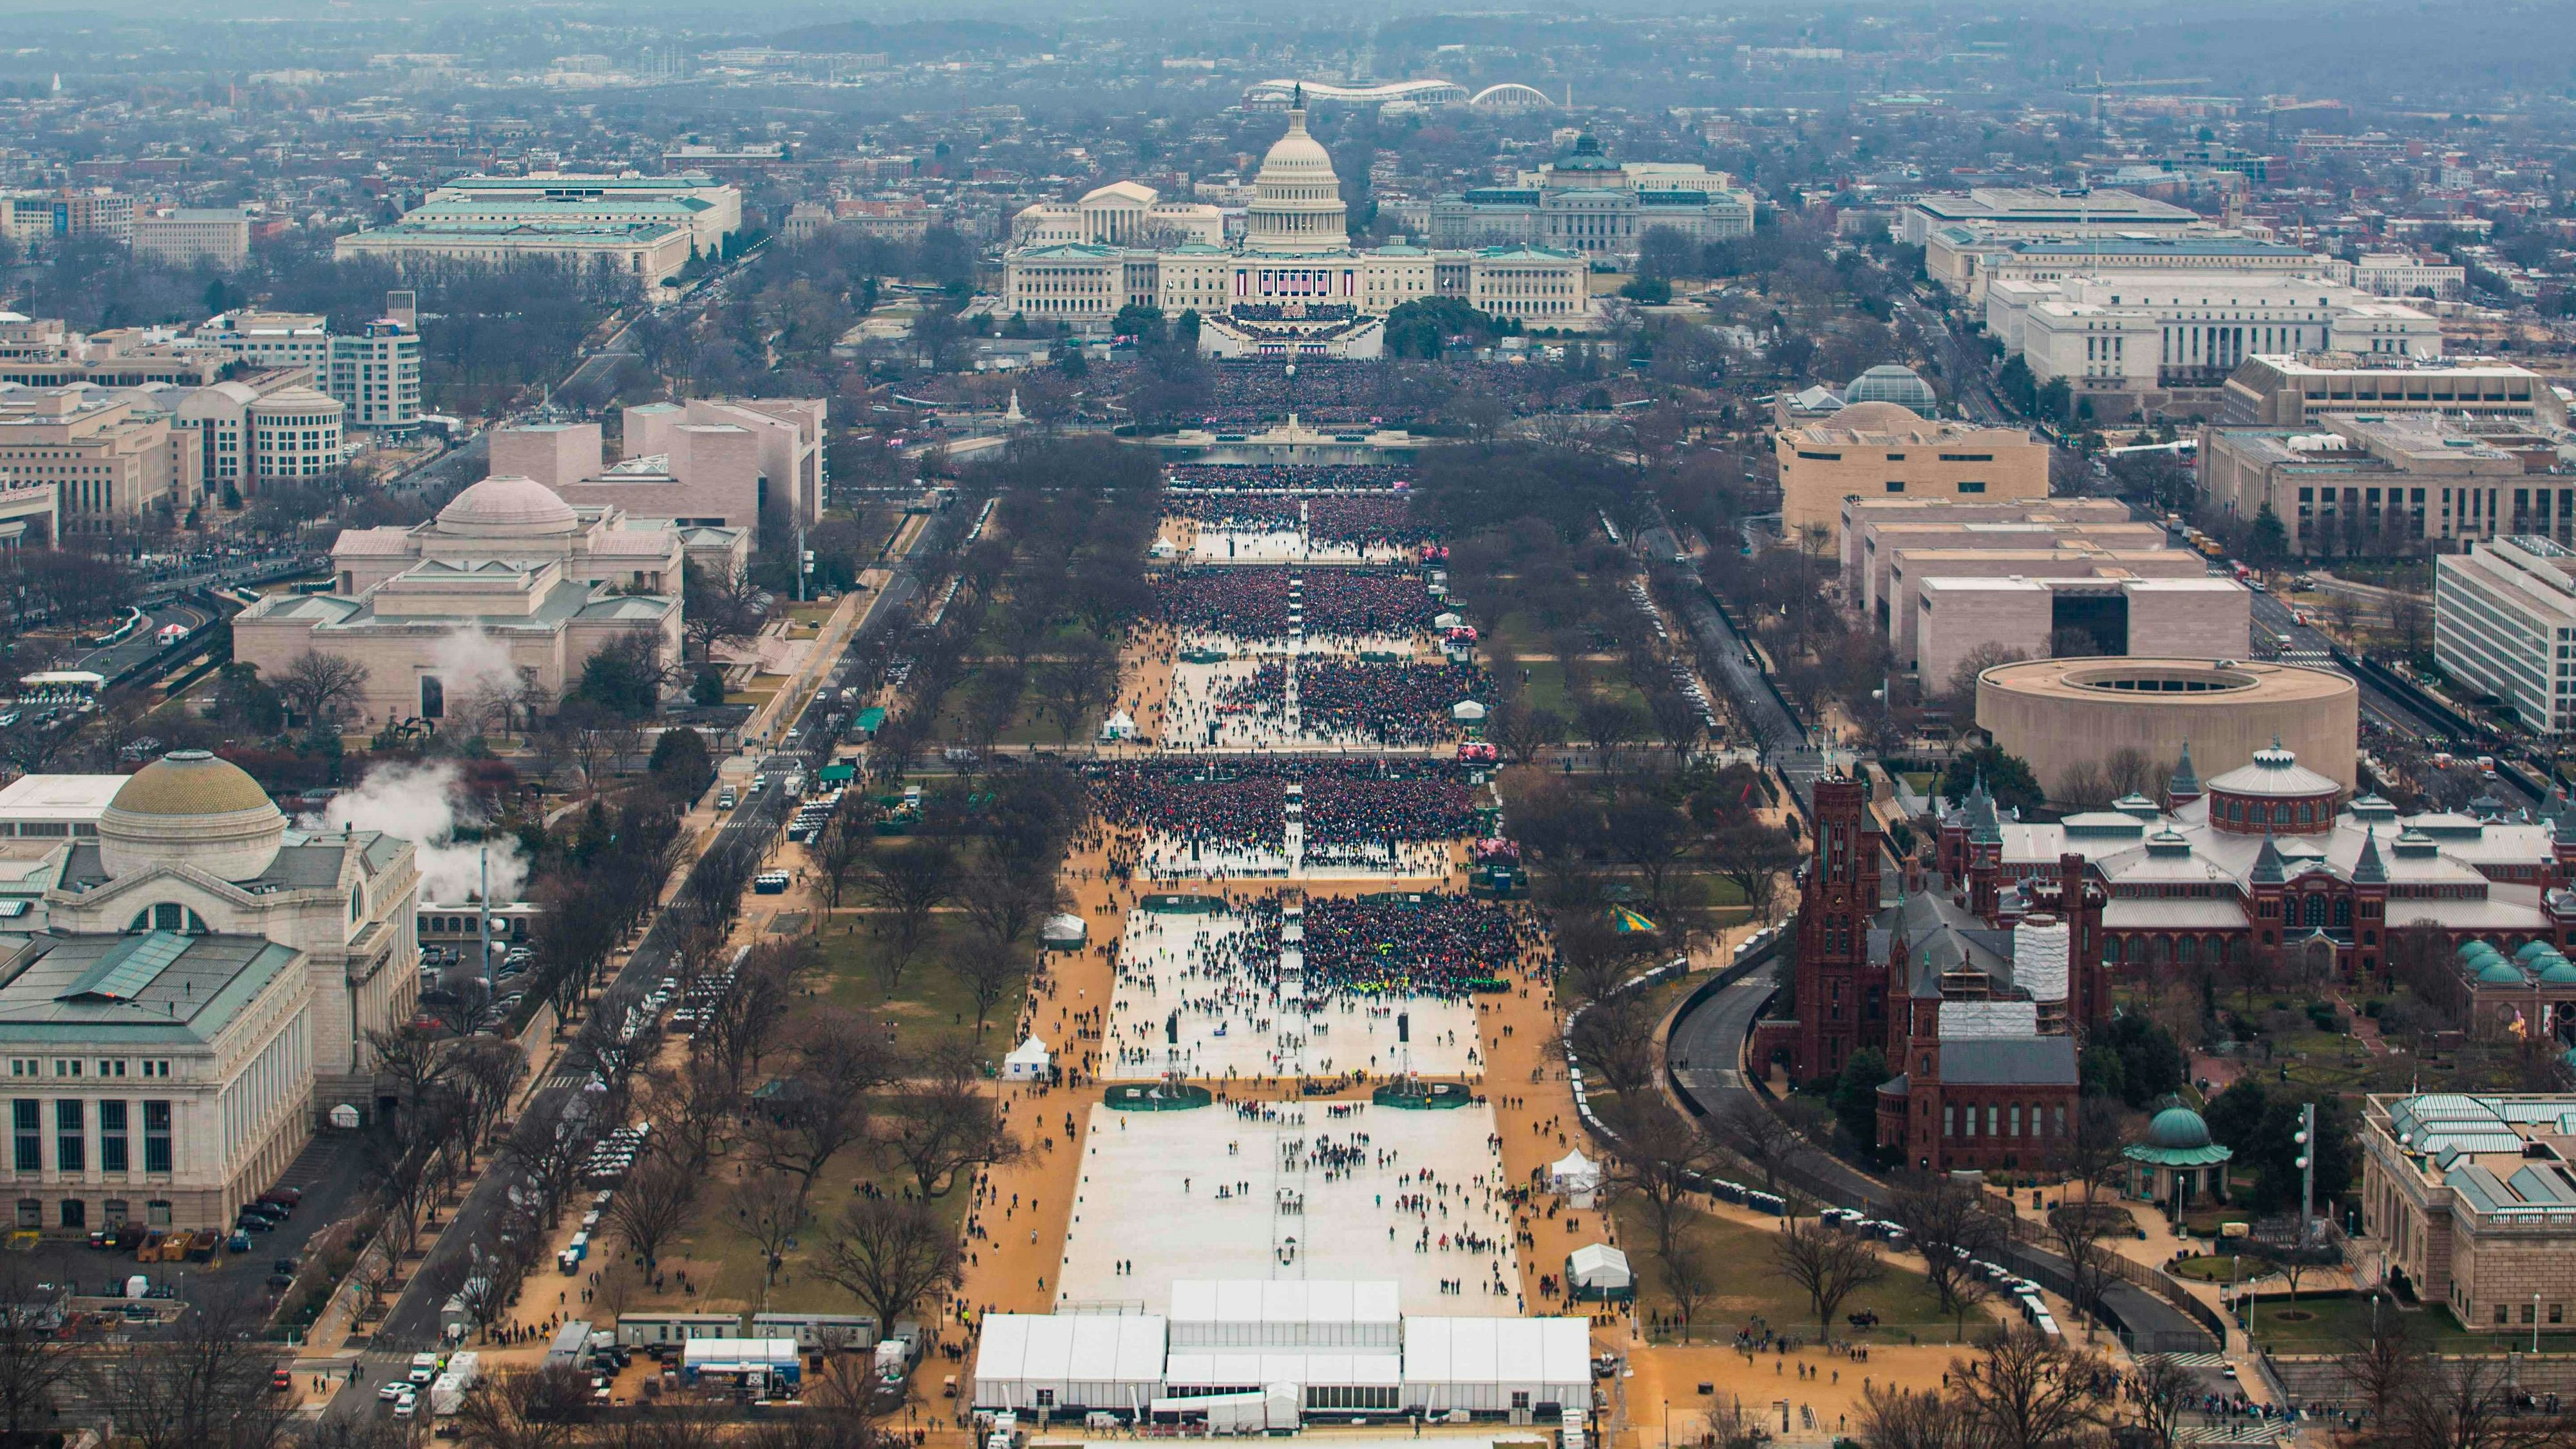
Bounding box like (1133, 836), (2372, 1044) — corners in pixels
(491, 397), (826, 546)
(2361, 1094), (2576, 1332)
(335, 173), (741, 288)
(0, 748), (423, 1231)
(233, 475), (718, 729)
(1776, 401), (2052, 544)
(1002, 100), (1589, 357)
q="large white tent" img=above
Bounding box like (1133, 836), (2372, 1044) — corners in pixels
(1162, 1352), (1403, 1412)
(1168, 1280), (1401, 1350)
(971, 1314), (1168, 1414)
(1039, 913), (1088, 950)
(1398, 1317), (1591, 1416)
(1566, 1244), (1633, 1301)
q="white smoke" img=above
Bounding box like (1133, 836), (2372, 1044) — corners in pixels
(302, 760), (530, 905)
(431, 627), (524, 705)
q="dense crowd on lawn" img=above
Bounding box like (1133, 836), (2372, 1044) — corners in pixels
(1303, 497), (1417, 547)
(1302, 569), (1435, 635)
(1101, 358), (1663, 430)
(1166, 464), (1409, 491)
(1155, 568), (1296, 637)
(1165, 495), (1308, 531)
(1296, 659), (1484, 748)
(1303, 894), (1531, 1000)
(1088, 759), (1478, 847)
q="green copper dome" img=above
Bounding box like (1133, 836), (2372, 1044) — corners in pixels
(2147, 1106), (2213, 1150)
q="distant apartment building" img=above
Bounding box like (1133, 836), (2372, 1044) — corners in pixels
(131, 208), (251, 269)
(2217, 354), (2566, 428)
(491, 397), (826, 545)
(2331, 252), (2468, 301)
(2198, 410), (2575, 556)
(2434, 538), (2576, 735)
(1985, 274), (2441, 414)
(0, 191), (135, 247)
(0, 390), (200, 531)
(1776, 401), (2052, 544)
(195, 309), (422, 433)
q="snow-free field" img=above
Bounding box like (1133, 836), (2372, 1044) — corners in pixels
(1137, 830), (1452, 882)
(1162, 648), (1446, 754)
(1054, 1100), (1523, 1313)
(1103, 908), (1481, 1082)
(1188, 526), (1408, 565)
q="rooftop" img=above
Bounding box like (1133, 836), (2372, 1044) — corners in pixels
(0, 931), (299, 1044)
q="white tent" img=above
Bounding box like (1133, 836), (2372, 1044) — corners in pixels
(1003, 1037), (1053, 1082)
(1168, 1280), (1401, 1350)
(971, 1313), (1167, 1414)
(1433, 612), (1464, 629)
(1566, 1244), (1633, 1300)
(1100, 709), (1137, 741)
(1399, 1317), (1591, 1416)
(1550, 1150), (1603, 1207)
(1451, 700), (1488, 723)
(1039, 913), (1088, 949)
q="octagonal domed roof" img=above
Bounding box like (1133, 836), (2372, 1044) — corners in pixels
(2206, 740), (2340, 798)
(2146, 1105), (2212, 1150)
(437, 475), (579, 536)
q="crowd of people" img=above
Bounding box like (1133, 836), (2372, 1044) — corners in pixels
(1154, 567), (1432, 641)
(1160, 493), (1418, 550)
(1166, 464), (1409, 491)
(1087, 759), (1477, 848)
(1302, 569), (1435, 636)
(1166, 495), (1305, 531)
(1155, 568), (1296, 638)
(1105, 358), (1658, 431)
(1303, 495), (1417, 547)
(1302, 893), (1532, 1001)
(1296, 658), (1483, 748)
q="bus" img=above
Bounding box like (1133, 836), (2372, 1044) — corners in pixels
(14, 672), (104, 708)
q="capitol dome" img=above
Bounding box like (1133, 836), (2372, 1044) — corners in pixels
(1826, 401), (1924, 431)
(1244, 93), (1348, 256)
(2146, 1105), (2213, 1150)
(437, 475), (580, 537)
(99, 750), (288, 883)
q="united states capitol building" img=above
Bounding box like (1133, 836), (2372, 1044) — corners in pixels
(1001, 95), (1591, 359)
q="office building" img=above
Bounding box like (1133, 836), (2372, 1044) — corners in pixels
(2217, 354), (2566, 429)
(1012, 182), (1225, 249)
(421, 173), (741, 253)
(1839, 498), (2162, 611)
(1423, 135), (1752, 258)
(0, 478), (57, 550)
(0, 390), (200, 531)
(2199, 412), (2574, 555)
(491, 396), (824, 546)
(2434, 536), (2576, 736)
(195, 308), (423, 435)
(1927, 233), (2322, 305)
(1898, 187), (2202, 248)
(1776, 402), (2051, 544)
(1911, 574), (2248, 688)
(0, 314), (223, 388)
(333, 217), (697, 287)
(2331, 253), (2468, 301)
(0, 191), (135, 247)
(1987, 274), (2440, 412)
(131, 209), (251, 270)
(2361, 1095), (2576, 1334)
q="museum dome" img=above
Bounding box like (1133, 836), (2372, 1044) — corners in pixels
(1826, 400), (1923, 431)
(2146, 1105), (2213, 1150)
(1846, 364), (1938, 411)
(438, 475), (580, 537)
(99, 750), (288, 883)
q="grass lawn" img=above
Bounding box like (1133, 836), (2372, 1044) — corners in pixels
(1511, 659), (1650, 724)
(811, 907), (1028, 1056)
(2248, 1294), (2556, 1353)
(1611, 1199), (1980, 1345)
(2172, 1256), (2264, 1283)
(925, 663), (1100, 748)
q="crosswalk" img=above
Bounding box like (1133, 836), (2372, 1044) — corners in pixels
(2177, 1426), (2288, 1446)
(2157, 1352), (2230, 1368)
(539, 1074), (586, 1092)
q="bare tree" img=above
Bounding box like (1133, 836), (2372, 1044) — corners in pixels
(880, 1050), (1020, 1200)
(1949, 1326), (2110, 1449)
(1855, 1383), (1976, 1449)
(1718, 1097), (1803, 1193)
(451, 1364), (594, 1449)
(728, 1169), (810, 1298)
(0, 1264), (68, 1442)
(2043, 1198), (2123, 1327)
(603, 1148), (701, 1274)
(815, 1195), (967, 1340)
(855, 840), (958, 994)
(2051, 1095), (2133, 1204)
(947, 929), (1025, 1037)
(752, 1009), (893, 1203)
(1605, 1096), (1723, 1261)
(1565, 992), (1660, 1101)
(2336, 1295), (2420, 1424)
(80, 1293), (296, 1449)
(1662, 1235), (1718, 1345)
(2128, 1354), (2199, 1449)
(1769, 1215), (1886, 1341)
(1885, 1174), (2003, 1336)
(275, 651), (370, 726)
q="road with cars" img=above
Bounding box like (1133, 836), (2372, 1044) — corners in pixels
(321, 495), (939, 1421)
